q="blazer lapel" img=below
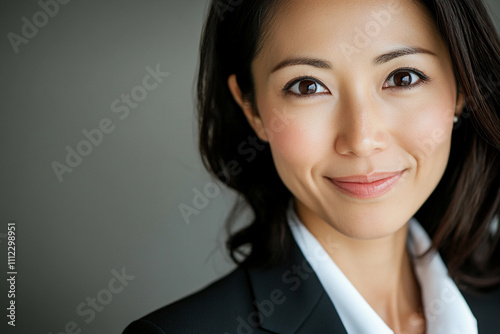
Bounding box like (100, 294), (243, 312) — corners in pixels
(245, 240), (347, 333)
(462, 288), (500, 333)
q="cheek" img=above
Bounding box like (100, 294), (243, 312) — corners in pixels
(401, 98), (455, 174)
(260, 104), (332, 171)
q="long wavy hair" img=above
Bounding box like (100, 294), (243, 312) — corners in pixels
(196, 0), (500, 293)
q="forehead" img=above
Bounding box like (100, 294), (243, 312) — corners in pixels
(255, 0), (446, 70)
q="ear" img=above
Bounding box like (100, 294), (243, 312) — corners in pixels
(455, 90), (466, 117)
(227, 74), (269, 142)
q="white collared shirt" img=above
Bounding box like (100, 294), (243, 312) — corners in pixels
(287, 207), (478, 334)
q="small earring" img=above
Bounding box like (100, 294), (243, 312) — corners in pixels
(453, 115), (459, 124)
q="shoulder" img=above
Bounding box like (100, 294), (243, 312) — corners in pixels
(123, 266), (258, 334)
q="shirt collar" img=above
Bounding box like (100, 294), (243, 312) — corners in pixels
(287, 205), (477, 334)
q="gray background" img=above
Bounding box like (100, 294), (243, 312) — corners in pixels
(1, 0), (499, 333)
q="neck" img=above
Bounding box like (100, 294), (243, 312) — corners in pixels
(295, 201), (425, 333)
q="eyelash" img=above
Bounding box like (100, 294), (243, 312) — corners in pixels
(385, 67), (430, 91)
(281, 67), (430, 98)
(282, 76), (328, 99)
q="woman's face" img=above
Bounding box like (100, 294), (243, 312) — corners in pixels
(231, 0), (464, 239)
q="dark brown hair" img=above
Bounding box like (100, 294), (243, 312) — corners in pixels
(197, 0), (500, 292)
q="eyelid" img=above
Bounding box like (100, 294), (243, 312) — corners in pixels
(282, 76), (330, 96)
(281, 68), (429, 96)
(384, 67), (431, 90)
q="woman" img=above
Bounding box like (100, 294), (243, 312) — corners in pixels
(124, 0), (500, 332)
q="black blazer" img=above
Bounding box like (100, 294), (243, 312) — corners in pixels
(124, 239), (500, 333)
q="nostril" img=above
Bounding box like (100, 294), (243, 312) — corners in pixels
(334, 127), (390, 157)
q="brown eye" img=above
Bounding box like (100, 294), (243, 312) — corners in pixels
(384, 69), (424, 89)
(287, 78), (329, 96)
(298, 80), (318, 94)
(393, 71), (413, 86)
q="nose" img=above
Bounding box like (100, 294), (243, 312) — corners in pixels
(334, 90), (390, 157)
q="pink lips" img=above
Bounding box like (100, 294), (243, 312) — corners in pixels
(327, 171), (405, 199)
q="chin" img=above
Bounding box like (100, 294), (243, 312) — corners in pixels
(320, 205), (413, 240)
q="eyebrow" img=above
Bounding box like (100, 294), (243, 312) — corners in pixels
(270, 57), (332, 73)
(372, 46), (437, 65)
(270, 46), (437, 73)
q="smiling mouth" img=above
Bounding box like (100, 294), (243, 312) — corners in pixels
(326, 170), (406, 199)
